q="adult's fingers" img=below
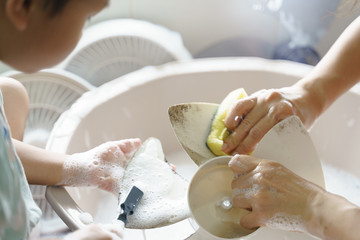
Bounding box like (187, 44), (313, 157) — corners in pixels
(231, 175), (263, 210)
(223, 89), (300, 155)
(229, 155), (263, 210)
(230, 113), (277, 155)
(224, 89), (268, 132)
(223, 107), (267, 154)
(228, 155), (261, 174)
(224, 97), (256, 131)
(232, 100), (296, 155)
(240, 211), (262, 230)
(232, 191), (252, 209)
(225, 101), (297, 155)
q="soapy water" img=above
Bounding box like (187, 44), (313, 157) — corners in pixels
(167, 150), (360, 205)
(217, 197), (233, 211)
(191, 184), (255, 238)
(322, 163), (360, 207)
(68, 146), (360, 238)
(58, 146), (360, 240)
(167, 150), (360, 237)
(119, 138), (190, 229)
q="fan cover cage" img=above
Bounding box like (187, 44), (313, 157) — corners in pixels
(62, 19), (192, 87)
(7, 70), (92, 148)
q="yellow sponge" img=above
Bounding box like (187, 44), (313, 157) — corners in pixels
(206, 88), (248, 156)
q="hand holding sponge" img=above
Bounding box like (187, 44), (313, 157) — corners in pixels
(206, 88), (248, 156)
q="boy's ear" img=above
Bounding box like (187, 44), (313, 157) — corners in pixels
(5, 0), (33, 31)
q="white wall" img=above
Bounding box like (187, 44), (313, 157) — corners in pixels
(316, 7), (359, 56)
(88, 0), (359, 57)
(1, 0), (359, 73)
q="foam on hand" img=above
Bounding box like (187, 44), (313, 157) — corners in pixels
(119, 137), (190, 229)
(59, 139), (141, 195)
(233, 184), (261, 200)
(265, 213), (306, 233)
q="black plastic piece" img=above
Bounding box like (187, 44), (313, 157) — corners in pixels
(117, 186), (144, 225)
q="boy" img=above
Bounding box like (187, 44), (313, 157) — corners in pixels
(0, 1), (141, 239)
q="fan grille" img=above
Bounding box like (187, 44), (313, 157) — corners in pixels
(65, 36), (176, 86)
(8, 71), (91, 148)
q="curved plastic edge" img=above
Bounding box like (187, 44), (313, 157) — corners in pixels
(45, 186), (87, 231)
(46, 58), (313, 154)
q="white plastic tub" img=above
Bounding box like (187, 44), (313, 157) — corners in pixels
(46, 57), (360, 240)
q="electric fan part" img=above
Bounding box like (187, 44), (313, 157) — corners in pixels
(2, 68), (93, 148)
(60, 19), (192, 87)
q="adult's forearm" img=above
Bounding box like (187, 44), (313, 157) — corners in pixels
(13, 139), (66, 185)
(307, 191), (360, 240)
(294, 16), (360, 123)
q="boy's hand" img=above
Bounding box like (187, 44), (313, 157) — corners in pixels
(59, 138), (141, 195)
(64, 223), (123, 240)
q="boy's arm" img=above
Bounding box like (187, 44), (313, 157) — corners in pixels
(13, 138), (141, 195)
(13, 139), (64, 185)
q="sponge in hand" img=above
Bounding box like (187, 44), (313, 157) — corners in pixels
(206, 88), (248, 156)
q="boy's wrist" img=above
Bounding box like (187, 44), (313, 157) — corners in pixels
(58, 154), (88, 187)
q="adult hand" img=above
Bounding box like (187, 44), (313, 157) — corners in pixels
(222, 86), (314, 155)
(228, 154), (324, 232)
(59, 138), (142, 195)
(64, 223), (123, 240)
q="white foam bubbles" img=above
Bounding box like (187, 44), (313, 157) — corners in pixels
(79, 212), (94, 225)
(233, 184), (261, 199)
(119, 138), (190, 229)
(59, 140), (139, 195)
(265, 213), (306, 232)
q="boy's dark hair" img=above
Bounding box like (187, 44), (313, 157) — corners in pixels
(18, 0), (70, 17)
(42, 0), (71, 17)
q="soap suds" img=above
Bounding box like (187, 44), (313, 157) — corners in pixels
(265, 213), (306, 232)
(79, 212), (94, 225)
(59, 139), (140, 195)
(233, 184), (261, 199)
(119, 138), (190, 229)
